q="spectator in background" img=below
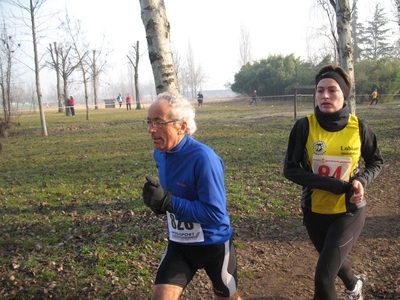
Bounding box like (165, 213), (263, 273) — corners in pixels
(368, 88), (378, 106)
(68, 96), (75, 117)
(117, 93), (123, 110)
(248, 90), (257, 107)
(126, 93), (132, 110)
(197, 91), (204, 107)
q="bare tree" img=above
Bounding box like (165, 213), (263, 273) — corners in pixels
(127, 41), (143, 109)
(47, 42), (64, 113)
(59, 44), (78, 115)
(238, 24), (252, 68)
(88, 41), (108, 110)
(179, 66), (190, 98)
(331, 0), (356, 113)
(173, 47), (189, 97)
(47, 42), (79, 115)
(186, 41), (206, 98)
(139, 0), (179, 95)
(4, 0), (48, 135)
(27, 82), (37, 112)
(92, 50), (99, 110)
(317, 0), (339, 62)
(0, 25), (19, 137)
(62, 14), (91, 120)
(186, 41), (196, 97)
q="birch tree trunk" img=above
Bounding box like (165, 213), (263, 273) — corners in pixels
(139, 0), (179, 95)
(334, 0), (356, 114)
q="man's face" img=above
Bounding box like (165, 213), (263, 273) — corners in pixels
(147, 99), (185, 153)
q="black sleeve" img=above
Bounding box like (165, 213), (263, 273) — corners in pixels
(283, 118), (352, 195)
(353, 119), (384, 187)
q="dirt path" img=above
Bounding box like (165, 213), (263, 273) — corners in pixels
(179, 158), (400, 300)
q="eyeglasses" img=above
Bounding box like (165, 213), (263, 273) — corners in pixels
(146, 120), (177, 128)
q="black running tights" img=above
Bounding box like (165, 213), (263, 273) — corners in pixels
(303, 207), (365, 300)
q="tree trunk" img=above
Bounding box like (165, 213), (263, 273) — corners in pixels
(63, 14), (90, 120)
(63, 76), (69, 116)
(30, 0), (48, 136)
(134, 41), (141, 109)
(82, 68), (90, 120)
(0, 27), (12, 137)
(54, 42), (63, 113)
(334, 0), (356, 114)
(127, 41), (143, 109)
(93, 50), (99, 110)
(139, 0), (179, 95)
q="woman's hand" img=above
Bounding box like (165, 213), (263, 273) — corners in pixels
(349, 180), (364, 203)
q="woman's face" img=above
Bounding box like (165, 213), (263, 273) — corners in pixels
(316, 78), (345, 113)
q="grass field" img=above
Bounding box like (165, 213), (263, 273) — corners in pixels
(1, 98), (399, 299)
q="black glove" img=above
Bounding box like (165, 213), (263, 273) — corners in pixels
(142, 176), (173, 214)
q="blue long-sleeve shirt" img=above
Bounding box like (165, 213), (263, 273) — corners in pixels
(154, 135), (232, 245)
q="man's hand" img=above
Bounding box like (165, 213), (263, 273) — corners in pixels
(142, 176), (173, 214)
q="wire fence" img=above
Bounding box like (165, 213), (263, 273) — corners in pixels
(188, 93), (400, 107)
(2, 93), (400, 137)
(200, 94), (314, 107)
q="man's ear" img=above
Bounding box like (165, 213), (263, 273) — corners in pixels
(179, 121), (187, 134)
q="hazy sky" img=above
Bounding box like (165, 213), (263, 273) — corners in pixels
(59, 0), (317, 90)
(4, 0), (399, 95)
(98, 0), (396, 91)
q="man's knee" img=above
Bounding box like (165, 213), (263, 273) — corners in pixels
(152, 284), (183, 300)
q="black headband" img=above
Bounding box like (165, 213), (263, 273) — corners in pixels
(316, 71), (349, 99)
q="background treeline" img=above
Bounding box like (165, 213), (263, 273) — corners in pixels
(231, 55), (400, 98)
(231, 3), (400, 98)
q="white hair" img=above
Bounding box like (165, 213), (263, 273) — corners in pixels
(156, 92), (197, 136)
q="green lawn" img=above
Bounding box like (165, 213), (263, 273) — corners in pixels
(1, 100), (399, 299)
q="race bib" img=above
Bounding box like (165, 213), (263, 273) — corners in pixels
(312, 155), (352, 180)
(167, 212), (204, 243)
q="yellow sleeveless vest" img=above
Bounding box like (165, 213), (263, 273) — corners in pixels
(306, 114), (361, 214)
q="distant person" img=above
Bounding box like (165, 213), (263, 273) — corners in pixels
(197, 91), (204, 107)
(126, 93), (132, 110)
(117, 93), (123, 110)
(368, 88), (378, 106)
(284, 64), (383, 300)
(68, 96), (75, 117)
(248, 90), (257, 107)
(142, 92), (243, 300)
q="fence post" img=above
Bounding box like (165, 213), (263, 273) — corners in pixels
(294, 88), (298, 120)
